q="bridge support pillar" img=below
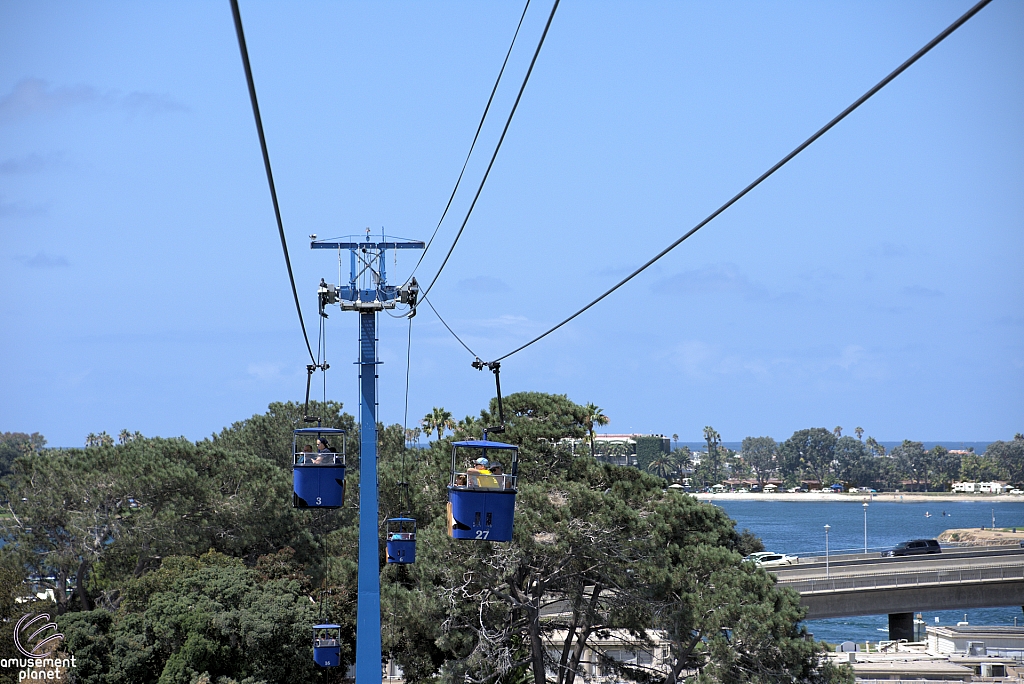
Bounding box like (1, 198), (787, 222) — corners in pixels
(889, 612), (914, 641)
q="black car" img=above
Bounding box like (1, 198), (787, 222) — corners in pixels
(881, 539), (941, 557)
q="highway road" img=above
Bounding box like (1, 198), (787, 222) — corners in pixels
(768, 545), (1024, 621)
(771, 546), (1024, 581)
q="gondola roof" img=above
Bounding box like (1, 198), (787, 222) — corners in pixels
(452, 440), (517, 449)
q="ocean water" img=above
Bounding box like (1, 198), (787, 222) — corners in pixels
(712, 499), (1024, 644)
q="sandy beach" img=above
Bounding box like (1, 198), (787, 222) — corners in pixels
(692, 491), (1023, 503)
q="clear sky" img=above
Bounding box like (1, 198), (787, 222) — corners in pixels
(1, 1), (1021, 448)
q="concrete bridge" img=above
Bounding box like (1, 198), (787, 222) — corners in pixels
(771, 546), (1024, 640)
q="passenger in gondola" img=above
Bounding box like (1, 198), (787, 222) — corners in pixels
(469, 457), (501, 488)
(314, 438), (336, 464)
(489, 462), (507, 489)
(467, 457), (489, 486)
(299, 444), (314, 464)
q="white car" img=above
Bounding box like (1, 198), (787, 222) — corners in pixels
(743, 551), (775, 563)
(755, 553), (799, 568)
(1010, 489), (1022, 495)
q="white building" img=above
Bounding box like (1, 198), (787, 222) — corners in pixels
(952, 481), (1011, 494)
(927, 625), (1024, 660)
(544, 629), (671, 681)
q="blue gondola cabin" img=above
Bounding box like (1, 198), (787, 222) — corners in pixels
(447, 440), (518, 541)
(312, 624), (342, 667)
(386, 517), (417, 564)
(293, 427), (346, 508)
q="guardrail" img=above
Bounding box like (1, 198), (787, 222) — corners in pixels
(788, 543), (1023, 564)
(777, 562), (1024, 594)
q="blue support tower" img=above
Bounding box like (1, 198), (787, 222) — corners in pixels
(311, 232), (423, 684)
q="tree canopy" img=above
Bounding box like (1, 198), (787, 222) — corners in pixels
(2, 397), (856, 684)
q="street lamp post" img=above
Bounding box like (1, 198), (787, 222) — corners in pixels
(863, 502), (869, 553)
(824, 524), (831, 578)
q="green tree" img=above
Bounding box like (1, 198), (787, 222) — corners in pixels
(740, 436), (777, 486)
(2, 437), (316, 614)
(892, 441), (930, 490)
(5, 395), (852, 684)
(59, 550), (333, 684)
(213, 399), (355, 469)
(422, 407), (455, 441)
(0, 556), (35, 684)
(0, 431), (46, 476)
(854, 426), (864, 441)
(703, 426), (722, 485)
(647, 453), (679, 480)
(582, 403), (610, 459)
(671, 446), (692, 471)
(779, 429), (837, 486)
(873, 456), (904, 491)
(959, 452), (1001, 482)
(929, 446), (961, 491)
(476, 392), (589, 482)
(985, 436), (1024, 485)
(834, 437), (874, 487)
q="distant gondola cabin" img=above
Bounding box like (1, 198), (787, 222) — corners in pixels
(386, 517), (416, 564)
(292, 428), (346, 508)
(447, 440), (518, 541)
(312, 624), (341, 667)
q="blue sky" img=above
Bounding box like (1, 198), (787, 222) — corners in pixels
(1, 1), (1021, 448)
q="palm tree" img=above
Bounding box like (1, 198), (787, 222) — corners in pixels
(648, 454), (679, 480)
(453, 415), (478, 440)
(703, 426), (722, 482)
(421, 407), (455, 441)
(672, 446), (693, 471)
(583, 403), (610, 459)
(855, 426), (864, 441)
(833, 426), (843, 438)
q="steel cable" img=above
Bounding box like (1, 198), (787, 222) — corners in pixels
(421, 0), (561, 299)
(487, 0), (993, 364)
(230, 0), (317, 364)
(406, 0), (532, 285)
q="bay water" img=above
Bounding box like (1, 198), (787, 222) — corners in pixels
(711, 498), (1024, 644)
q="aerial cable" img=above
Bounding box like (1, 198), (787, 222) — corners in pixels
(319, 313), (328, 407)
(400, 315), (413, 513)
(422, 294), (479, 359)
(481, 0), (993, 364)
(230, 0), (317, 365)
(420, 0), (561, 300)
(405, 0), (532, 286)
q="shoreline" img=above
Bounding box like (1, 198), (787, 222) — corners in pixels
(691, 492), (1022, 503)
